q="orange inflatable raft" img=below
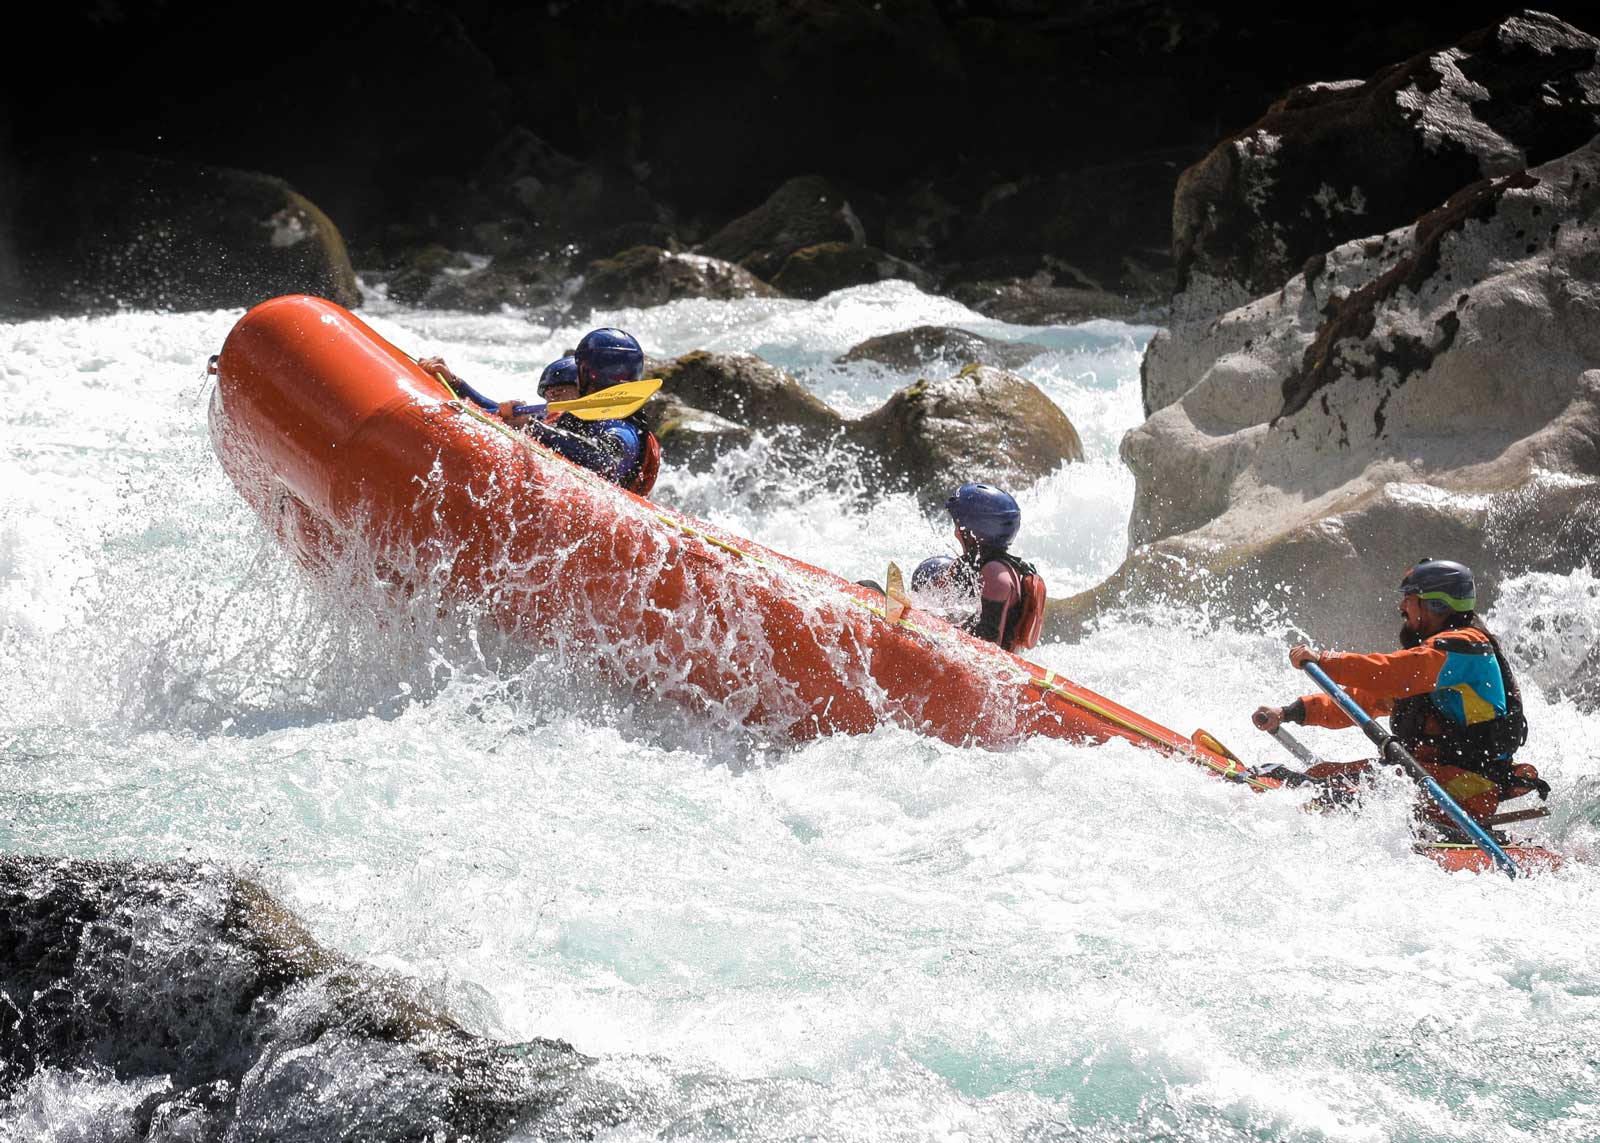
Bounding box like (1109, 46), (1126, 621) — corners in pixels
(208, 296), (1558, 875)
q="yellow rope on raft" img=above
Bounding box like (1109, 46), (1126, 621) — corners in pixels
(1028, 671), (1273, 790)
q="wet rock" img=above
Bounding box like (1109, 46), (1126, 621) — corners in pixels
(699, 175), (880, 280)
(848, 364), (1083, 501)
(769, 242), (934, 299)
(572, 246), (777, 313)
(1173, 11), (1600, 315)
(0, 855), (599, 1141)
(648, 393), (756, 469)
(948, 277), (1147, 325)
(4, 151), (359, 317)
(429, 255), (567, 313)
(384, 245), (476, 305)
(1069, 138), (1600, 649)
(656, 350), (845, 441)
(836, 325), (1049, 372)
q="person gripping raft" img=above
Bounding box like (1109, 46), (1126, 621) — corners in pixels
(928, 483), (1047, 653)
(1252, 559), (1549, 826)
(419, 328), (662, 496)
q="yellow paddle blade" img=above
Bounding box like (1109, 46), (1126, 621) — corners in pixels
(885, 561), (911, 622)
(546, 378), (662, 421)
(1191, 728), (1244, 765)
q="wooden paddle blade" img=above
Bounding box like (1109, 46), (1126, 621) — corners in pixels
(885, 561), (910, 622)
(547, 378), (662, 421)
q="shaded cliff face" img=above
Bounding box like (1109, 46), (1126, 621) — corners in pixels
(5, 2), (1600, 316)
(1171, 10), (1600, 315)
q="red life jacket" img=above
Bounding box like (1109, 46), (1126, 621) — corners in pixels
(960, 548), (1047, 652)
(623, 418), (662, 497)
(997, 552), (1047, 652)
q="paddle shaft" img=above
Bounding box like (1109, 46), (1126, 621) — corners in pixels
(1301, 661), (1519, 879)
(432, 369), (657, 422)
(1270, 725), (1319, 767)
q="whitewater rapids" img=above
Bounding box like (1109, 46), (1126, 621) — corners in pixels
(2, 283), (1597, 1142)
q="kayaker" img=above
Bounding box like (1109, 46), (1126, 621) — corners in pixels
(930, 483), (1047, 652)
(1252, 558), (1549, 825)
(419, 328), (661, 496)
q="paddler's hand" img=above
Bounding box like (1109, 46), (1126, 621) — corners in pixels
(497, 399), (536, 429)
(1288, 644), (1322, 670)
(1252, 705), (1284, 733)
(417, 356), (456, 384)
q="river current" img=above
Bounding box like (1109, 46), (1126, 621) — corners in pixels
(2, 283), (1597, 1142)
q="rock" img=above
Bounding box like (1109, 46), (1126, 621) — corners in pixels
(699, 175), (880, 279)
(648, 393), (756, 469)
(384, 244), (475, 305)
(0, 855), (604, 1140)
(467, 127), (669, 263)
(656, 350), (845, 440)
(1173, 12), (1600, 315)
(769, 242), (934, 299)
(1077, 138), (1600, 650)
(848, 364), (1084, 500)
(948, 277), (1147, 325)
(572, 246), (777, 313)
(429, 255), (567, 313)
(944, 152), (1191, 302)
(836, 325), (1050, 372)
(4, 151), (359, 317)
(384, 250), (567, 313)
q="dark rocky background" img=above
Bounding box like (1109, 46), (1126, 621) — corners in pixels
(6, 2), (1600, 319)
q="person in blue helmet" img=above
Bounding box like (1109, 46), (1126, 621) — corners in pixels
(907, 554), (973, 622)
(519, 355), (578, 424)
(420, 329), (662, 495)
(929, 483), (1047, 652)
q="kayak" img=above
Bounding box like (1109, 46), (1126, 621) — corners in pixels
(208, 296), (1558, 876)
(1415, 842), (1564, 874)
(208, 295), (1252, 769)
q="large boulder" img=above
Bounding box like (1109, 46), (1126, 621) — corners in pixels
(699, 175), (880, 280)
(572, 245), (777, 313)
(655, 350), (846, 441)
(769, 242), (934, 299)
(1173, 12), (1600, 317)
(848, 364), (1084, 501)
(1068, 139), (1600, 651)
(3, 152), (358, 317)
(836, 325), (1049, 372)
(0, 855), (602, 1140)
(648, 393), (757, 469)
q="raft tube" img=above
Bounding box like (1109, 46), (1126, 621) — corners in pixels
(209, 296), (1254, 768)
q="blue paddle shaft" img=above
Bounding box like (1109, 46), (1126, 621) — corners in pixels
(435, 373), (547, 419)
(1301, 661), (1519, 879)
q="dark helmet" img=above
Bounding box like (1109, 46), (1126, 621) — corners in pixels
(537, 355), (579, 397)
(945, 482), (1021, 549)
(1400, 558), (1476, 614)
(911, 555), (958, 592)
(574, 328), (644, 395)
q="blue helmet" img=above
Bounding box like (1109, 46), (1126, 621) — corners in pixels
(945, 482), (1021, 549)
(537, 355), (579, 397)
(574, 327), (644, 394)
(912, 555), (958, 592)
(1400, 558), (1476, 614)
